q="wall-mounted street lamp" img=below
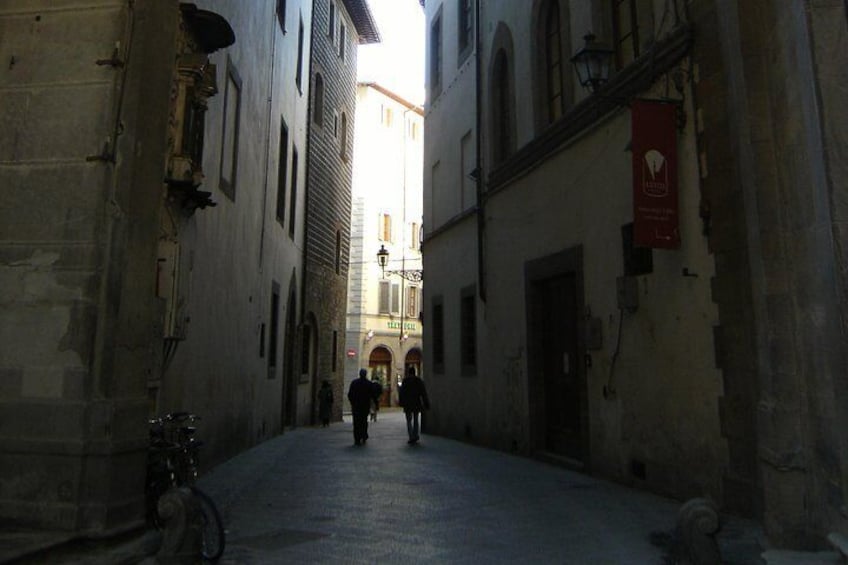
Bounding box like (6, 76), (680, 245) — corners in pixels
(377, 245), (423, 283)
(570, 33), (614, 93)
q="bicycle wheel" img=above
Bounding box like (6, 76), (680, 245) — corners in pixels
(189, 486), (225, 561)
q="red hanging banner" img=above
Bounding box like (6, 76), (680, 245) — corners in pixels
(631, 100), (680, 249)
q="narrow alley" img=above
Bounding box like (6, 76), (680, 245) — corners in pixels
(185, 411), (759, 564)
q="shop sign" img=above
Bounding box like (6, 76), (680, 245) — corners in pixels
(387, 321), (417, 330)
(631, 100), (680, 249)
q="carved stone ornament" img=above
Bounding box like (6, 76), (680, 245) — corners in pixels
(676, 497), (722, 565)
(156, 487), (203, 564)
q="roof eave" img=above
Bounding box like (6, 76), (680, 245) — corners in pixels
(341, 0), (381, 44)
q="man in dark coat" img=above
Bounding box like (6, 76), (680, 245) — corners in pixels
(398, 366), (429, 444)
(348, 368), (379, 445)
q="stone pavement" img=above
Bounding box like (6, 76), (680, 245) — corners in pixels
(197, 410), (763, 564)
(1, 410), (797, 564)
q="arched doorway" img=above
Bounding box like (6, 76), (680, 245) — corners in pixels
(368, 346), (393, 407)
(282, 289), (298, 429)
(405, 348), (422, 379)
(303, 313), (318, 425)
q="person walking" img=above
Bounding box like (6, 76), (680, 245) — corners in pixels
(347, 368), (379, 445)
(398, 366), (429, 444)
(370, 377), (382, 422)
(317, 380), (333, 427)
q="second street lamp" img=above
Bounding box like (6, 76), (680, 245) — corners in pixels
(376, 244), (423, 283)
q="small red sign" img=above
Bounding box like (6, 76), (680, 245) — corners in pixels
(346, 349), (357, 358)
(631, 100), (680, 249)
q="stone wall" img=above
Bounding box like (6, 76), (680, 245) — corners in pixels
(0, 0), (178, 532)
(691, 0), (848, 545)
(687, 0), (760, 519)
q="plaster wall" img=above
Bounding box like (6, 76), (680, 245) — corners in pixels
(423, 0), (727, 504)
(423, 0), (477, 230)
(161, 0), (311, 461)
(421, 218), (481, 433)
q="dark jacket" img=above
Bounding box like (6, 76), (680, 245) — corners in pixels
(318, 385), (333, 419)
(399, 375), (429, 412)
(348, 377), (379, 414)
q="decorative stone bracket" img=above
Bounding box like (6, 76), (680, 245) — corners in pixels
(156, 487), (202, 564)
(676, 497), (722, 565)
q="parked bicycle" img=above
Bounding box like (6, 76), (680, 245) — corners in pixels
(146, 411), (225, 561)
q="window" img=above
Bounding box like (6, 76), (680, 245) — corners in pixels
(391, 282), (400, 314)
(410, 222), (420, 250)
(378, 280), (400, 315)
(295, 17), (305, 92)
(622, 223), (653, 275)
(313, 74), (325, 126)
(268, 283), (281, 377)
(429, 9), (443, 97)
(339, 22), (346, 59)
(333, 111), (339, 137)
(457, 0), (473, 64)
(332, 330), (338, 372)
(340, 112), (348, 160)
(276, 0), (286, 31)
(300, 326), (311, 374)
(335, 230), (342, 274)
(289, 147), (298, 238)
(545, 0), (564, 122)
(406, 286), (419, 318)
(491, 49), (513, 164)
(276, 120), (289, 224)
(432, 297), (444, 373)
(408, 120), (418, 140)
(379, 213), (392, 242)
(379, 281), (390, 313)
(328, 1), (336, 40)
(460, 286), (476, 375)
(612, 0), (653, 68)
(382, 106), (394, 127)
(220, 58), (242, 200)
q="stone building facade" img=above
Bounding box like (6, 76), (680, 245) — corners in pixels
(345, 83), (424, 410)
(421, 0), (847, 549)
(0, 0), (315, 536)
(302, 0), (379, 424)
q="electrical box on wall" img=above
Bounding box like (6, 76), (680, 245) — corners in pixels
(585, 317), (603, 350)
(616, 276), (639, 311)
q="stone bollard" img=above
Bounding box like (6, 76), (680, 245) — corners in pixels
(676, 497), (722, 565)
(156, 487), (203, 564)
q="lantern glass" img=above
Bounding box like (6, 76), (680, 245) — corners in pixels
(377, 245), (389, 268)
(570, 33), (613, 92)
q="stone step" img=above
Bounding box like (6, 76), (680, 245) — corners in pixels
(761, 549), (841, 564)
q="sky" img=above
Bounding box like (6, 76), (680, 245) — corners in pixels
(357, 0), (425, 106)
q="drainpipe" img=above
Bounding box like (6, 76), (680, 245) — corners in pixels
(474, 0), (486, 302)
(258, 8), (278, 270)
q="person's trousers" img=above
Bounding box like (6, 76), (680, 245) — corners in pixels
(352, 411), (369, 443)
(405, 410), (420, 440)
